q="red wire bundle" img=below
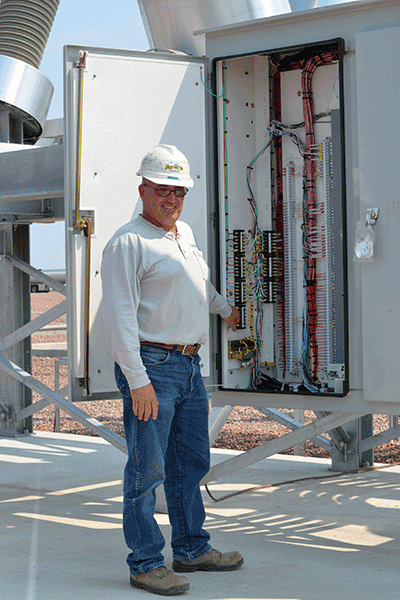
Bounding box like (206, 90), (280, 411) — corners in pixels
(301, 52), (336, 377)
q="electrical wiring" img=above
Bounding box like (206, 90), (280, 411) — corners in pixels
(245, 122), (317, 387)
(220, 47), (342, 396)
(301, 52), (336, 384)
(199, 66), (224, 98)
(270, 111), (331, 130)
(244, 134), (275, 386)
(263, 57), (335, 392)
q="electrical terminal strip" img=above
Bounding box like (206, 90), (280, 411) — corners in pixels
(283, 161), (299, 374)
(320, 137), (335, 369)
(262, 230), (278, 303)
(232, 229), (247, 329)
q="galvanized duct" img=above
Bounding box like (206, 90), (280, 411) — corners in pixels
(0, 0), (60, 69)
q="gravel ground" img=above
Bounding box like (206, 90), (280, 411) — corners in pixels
(31, 292), (400, 464)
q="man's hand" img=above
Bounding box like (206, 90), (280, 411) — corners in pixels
(131, 383), (159, 421)
(224, 305), (241, 332)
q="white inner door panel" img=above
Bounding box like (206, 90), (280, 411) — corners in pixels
(64, 47), (208, 399)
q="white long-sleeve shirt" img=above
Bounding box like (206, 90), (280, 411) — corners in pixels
(101, 216), (232, 389)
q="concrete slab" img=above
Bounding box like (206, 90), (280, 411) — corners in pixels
(1, 432), (400, 600)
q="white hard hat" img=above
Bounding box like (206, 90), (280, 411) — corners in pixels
(136, 144), (194, 188)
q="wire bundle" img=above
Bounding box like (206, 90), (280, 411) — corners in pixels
(245, 133), (274, 385)
(300, 52), (336, 390)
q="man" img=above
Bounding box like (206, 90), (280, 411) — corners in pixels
(101, 144), (243, 596)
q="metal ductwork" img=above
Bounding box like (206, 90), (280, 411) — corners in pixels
(0, 0), (60, 144)
(0, 0), (60, 68)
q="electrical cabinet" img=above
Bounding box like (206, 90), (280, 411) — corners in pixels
(64, 3), (400, 414)
(214, 39), (348, 398)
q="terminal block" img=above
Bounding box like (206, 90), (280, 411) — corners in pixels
(233, 229), (247, 329)
(262, 230), (278, 304)
(228, 337), (257, 360)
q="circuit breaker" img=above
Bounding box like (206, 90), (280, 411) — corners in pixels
(214, 39), (348, 397)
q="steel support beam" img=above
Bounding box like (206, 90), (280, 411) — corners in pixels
(0, 300), (66, 352)
(314, 410), (351, 446)
(329, 414), (373, 471)
(201, 411), (365, 484)
(0, 354), (127, 454)
(3, 254), (66, 294)
(16, 383), (68, 421)
(359, 424), (400, 454)
(0, 225), (32, 436)
(259, 407), (332, 452)
(16, 397), (51, 421)
(31, 345), (67, 358)
(208, 405), (234, 446)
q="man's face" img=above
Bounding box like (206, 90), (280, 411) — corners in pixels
(139, 179), (186, 231)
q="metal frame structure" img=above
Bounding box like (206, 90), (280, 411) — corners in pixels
(3, 0), (400, 485)
(0, 243), (382, 474)
(0, 241), (399, 478)
(0, 255), (127, 453)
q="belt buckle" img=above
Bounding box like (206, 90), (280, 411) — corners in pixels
(182, 344), (190, 355)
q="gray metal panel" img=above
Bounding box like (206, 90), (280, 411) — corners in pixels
(356, 25), (400, 404)
(64, 46), (208, 401)
(0, 145), (63, 206)
(138, 0), (368, 56)
(0, 198), (64, 223)
(195, 0), (396, 36)
(203, 1), (400, 60)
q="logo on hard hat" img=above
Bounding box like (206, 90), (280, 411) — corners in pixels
(165, 164), (183, 171)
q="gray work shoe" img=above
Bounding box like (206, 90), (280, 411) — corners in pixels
(172, 548), (244, 572)
(130, 566), (190, 596)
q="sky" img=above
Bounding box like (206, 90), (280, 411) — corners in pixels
(30, 0), (149, 270)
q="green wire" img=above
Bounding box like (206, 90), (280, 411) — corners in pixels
(200, 67), (224, 98)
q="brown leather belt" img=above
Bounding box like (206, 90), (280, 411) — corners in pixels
(140, 341), (200, 355)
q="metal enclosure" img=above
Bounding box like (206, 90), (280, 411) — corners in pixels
(63, 1), (400, 417)
(199, 0), (400, 414)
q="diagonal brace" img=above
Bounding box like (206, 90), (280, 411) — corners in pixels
(16, 385), (68, 421)
(314, 410), (351, 447)
(359, 425), (400, 454)
(259, 407), (332, 452)
(3, 253), (66, 295)
(0, 300), (67, 352)
(201, 410), (365, 484)
(0, 354), (127, 455)
(17, 398), (52, 421)
(209, 405), (234, 446)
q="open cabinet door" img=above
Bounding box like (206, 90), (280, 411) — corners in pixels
(64, 46), (208, 401)
(356, 26), (400, 405)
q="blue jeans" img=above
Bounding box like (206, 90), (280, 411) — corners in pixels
(115, 345), (211, 575)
